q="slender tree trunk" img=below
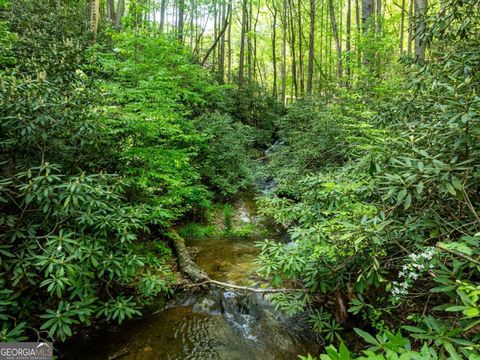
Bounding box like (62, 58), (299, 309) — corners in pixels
(227, 0), (232, 82)
(306, 0), (315, 95)
(178, 0), (185, 42)
(115, 0), (124, 30)
(247, 0), (253, 81)
(190, 0), (195, 48)
(407, 0), (413, 56)
(318, 0), (324, 93)
(376, 0), (382, 33)
(160, 0), (166, 32)
(400, 0), (405, 55)
(328, 16), (332, 83)
(90, 0), (100, 44)
(253, 3), (261, 82)
(297, 0), (305, 96)
(281, 0), (287, 104)
(328, 0), (343, 81)
(328, 15), (332, 85)
(346, 0), (351, 85)
(201, 11), (230, 66)
(193, 12), (211, 57)
(213, 0), (218, 70)
(267, 0), (278, 97)
(173, 0), (177, 33)
(414, 0), (427, 62)
(361, 0), (374, 65)
(107, 0), (116, 23)
(288, 0), (297, 98)
(355, 0), (361, 67)
(239, 0), (248, 86)
(218, 0), (229, 82)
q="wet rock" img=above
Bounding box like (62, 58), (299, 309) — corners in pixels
(223, 291), (236, 299)
(193, 297), (222, 315)
(254, 310), (298, 351)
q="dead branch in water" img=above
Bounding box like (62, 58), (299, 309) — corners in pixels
(187, 279), (302, 293)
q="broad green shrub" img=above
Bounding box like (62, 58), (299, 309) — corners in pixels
(225, 83), (283, 147)
(258, 0), (480, 357)
(98, 31), (218, 219)
(194, 113), (256, 198)
(266, 98), (360, 193)
(0, 0), (173, 342)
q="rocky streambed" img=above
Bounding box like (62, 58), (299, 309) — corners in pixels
(63, 199), (318, 359)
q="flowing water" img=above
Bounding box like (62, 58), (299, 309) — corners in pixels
(63, 201), (318, 359)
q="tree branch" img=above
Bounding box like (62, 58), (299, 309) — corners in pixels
(201, 13), (231, 66)
(436, 244), (480, 266)
(187, 279), (302, 293)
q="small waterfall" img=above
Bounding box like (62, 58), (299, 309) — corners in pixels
(220, 291), (261, 341)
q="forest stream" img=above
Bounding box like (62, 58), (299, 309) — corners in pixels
(63, 200), (319, 360)
(3, 2), (480, 358)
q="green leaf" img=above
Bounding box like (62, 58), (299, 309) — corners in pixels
(354, 328), (379, 346)
(445, 182), (456, 196)
(402, 325), (426, 334)
(445, 306), (467, 312)
(451, 176), (462, 191)
(397, 189), (407, 204)
(404, 194), (412, 210)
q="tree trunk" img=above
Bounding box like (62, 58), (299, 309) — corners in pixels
(107, 0), (116, 23)
(247, 0), (253, 81)
(115, 0), (125, 30)
(400, 0), (405, 55)
(281, 0), (287, 104)
(297, 0), (305, 96)
(328, 0), (343, 81)
(90, 0), (100, 44)
(227, 0), (232, 82)
(267, 0), (278, 97)
(346, 0), (352, 85)
(288, 0), (297, 98)
(253, 3), (260, 82)
(414, 0), (427, 62)
(178, 0), (185, 42)
(168, 230), (209, 282)
(306, 0), (315, 95)
(407, 0), (413, 56)
(160, 0), (166, 32)
(213, 0), (218, 70)
(318, 0), (324, 93)
(376, 0), (382, 33)
(355, 0), (361, 67)
(201, 9), (230, 66)
(190, 0), (195, 48)
(238, 0), (248, 86)
(218, 0), (228, 82)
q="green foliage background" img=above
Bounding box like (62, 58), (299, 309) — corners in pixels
(0, 0), (479, 358)
(0, 0), (259, 342)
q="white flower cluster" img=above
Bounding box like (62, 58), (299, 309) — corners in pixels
(391, 247), (436, 302)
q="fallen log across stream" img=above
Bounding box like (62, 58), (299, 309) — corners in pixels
(168, 228), (302, 294)
(167, 228), (209, 282)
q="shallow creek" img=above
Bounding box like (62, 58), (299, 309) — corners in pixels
(63, 202), (318, 359)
